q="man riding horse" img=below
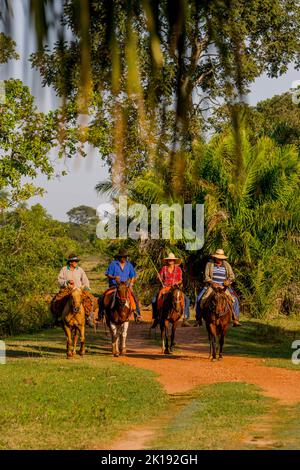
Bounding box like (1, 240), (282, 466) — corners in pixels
(151, 253), (191, 328)
(51, 253), (96, 327)
(98, 249), (141, 321)
(196, 249), (241, 327)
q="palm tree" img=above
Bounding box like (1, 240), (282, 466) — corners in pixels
(96, 128), (300, 316)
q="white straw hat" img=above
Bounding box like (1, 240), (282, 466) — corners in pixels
(211, 248), (228, 260)
(163, 253), (181, 265)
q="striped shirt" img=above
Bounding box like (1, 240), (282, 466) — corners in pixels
(212, 265), (227, 285)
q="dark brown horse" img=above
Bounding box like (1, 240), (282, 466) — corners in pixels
(203, 285), (233, 361)
(160, 284), (185, 354)
(103, 282), (133, 357)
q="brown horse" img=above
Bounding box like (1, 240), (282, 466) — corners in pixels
(202, 285), (232, 361)
(62, 287), (86, 359)
(103, 282), (132, 357)
(160, 284), (185, 355)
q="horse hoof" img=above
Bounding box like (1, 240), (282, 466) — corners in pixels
(114, 353), (119, 357)
(79, 350), (85, 356)
(211, 357), (217, 362)
(218, 355), (223, 360)
(67, 353), (73, 359)
(164, 349), (171, 355)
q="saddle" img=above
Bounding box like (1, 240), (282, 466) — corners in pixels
(102, 286), (136, 311)
(51, 287), (98, 320)
(157, 286), (184, 312)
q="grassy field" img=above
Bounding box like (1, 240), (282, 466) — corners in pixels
(151, 382), (300, 450)
(225, 316), (300, 370)
(0, 329), (168, 450)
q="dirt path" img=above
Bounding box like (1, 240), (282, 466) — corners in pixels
(97, 310), (300, 450)
(83, 258), (300, 449)
(108, 310), (300, 405)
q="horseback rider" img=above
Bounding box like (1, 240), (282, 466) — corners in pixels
(58, 254), (90, 289)
(151, 253), (192, 328)
(195, 249), (241, 327)
(99, 249), (142, 322)
(53, 254), (95, 327)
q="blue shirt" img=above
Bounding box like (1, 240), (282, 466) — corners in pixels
(105, 260), (137, 287)
(212, 265), (226, 285)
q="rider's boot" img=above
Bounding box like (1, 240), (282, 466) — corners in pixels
(232, 312), (242, 327)
(182, 318), (192, 327)
(86, 313), (95, 328)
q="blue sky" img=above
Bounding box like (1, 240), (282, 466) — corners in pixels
(0, 1), (299, 221)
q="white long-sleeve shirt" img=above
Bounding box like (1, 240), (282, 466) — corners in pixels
(58, 265), (90, 289)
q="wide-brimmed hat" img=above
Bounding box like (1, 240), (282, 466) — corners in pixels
(67, 253), (80, 263)
(115, 249), (129, 259)
(211, 248), (228, 260)
(163, 253), (181, 265)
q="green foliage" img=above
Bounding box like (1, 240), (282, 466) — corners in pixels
(99, 127), (300, 317)
(210, 92), (300, 149)
(30, 0), (300, 182)
(67, 205), (97, 225)
(0, 80), (56, 202)
(0, 32), (18, 63)
(0, 205), (78, 335)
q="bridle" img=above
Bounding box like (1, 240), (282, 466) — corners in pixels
(70, 289), (82, 314)
(171, 284), (184, 313)
(208, 288), (232, 319)
(115, 282), (130, 309)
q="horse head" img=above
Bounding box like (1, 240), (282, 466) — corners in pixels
(115, 282), (130, 310)
(70, 287), (83, 314)
(170, 284), (184, 314)
(209, 285), (232, 318)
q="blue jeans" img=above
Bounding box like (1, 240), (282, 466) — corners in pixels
(196, 287), (240, 320)
(152, 293), (190, 319)
(132, 291), (141, 318)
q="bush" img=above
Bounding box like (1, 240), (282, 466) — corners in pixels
(0, 204), (79, 335)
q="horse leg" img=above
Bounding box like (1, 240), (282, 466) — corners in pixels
(73, 328), (79, 355)
(207, 329), (212, 359)
(211, 331), (217, 361)
(161, 322), (166, 354)
(219, 334), (225, 359)
(110, 323), (119, 357)
(63, 324), (73, 359)
(78, 325), (86, 356)
(170, 322), (177, 352)
(120, 321), (129, 356)
(164, 321), (171, 354)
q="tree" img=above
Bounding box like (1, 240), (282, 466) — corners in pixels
(210, 92), (300, 150)
(0, 204), (79, 335)
(30, 0), (300, 187)
(0, 32), (18, 63)
(0, 78), (86, 203)
(0, 80), (56, 202)
(67, 205), (97, 225)
(97, 125), (300, 317)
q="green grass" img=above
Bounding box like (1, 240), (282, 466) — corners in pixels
(223, 316), (300, 370)
(0, 329), (168, 449)
(150, 382), (271, 450)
